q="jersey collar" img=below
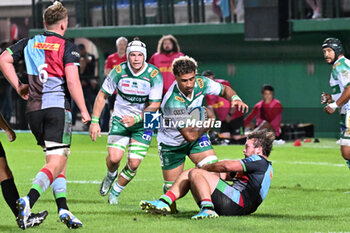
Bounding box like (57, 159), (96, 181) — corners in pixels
(127, 62), (148, 77)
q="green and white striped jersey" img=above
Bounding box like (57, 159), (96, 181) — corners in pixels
(330, 56), (350, 114)
(158, 76), (223, 146)
(101, 62), (163, 118)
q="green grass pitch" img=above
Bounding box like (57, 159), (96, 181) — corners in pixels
(0, 132), (349, 232)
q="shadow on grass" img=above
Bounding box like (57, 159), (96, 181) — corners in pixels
(271, 185), (349, 193)
(0, 224), (18, 232)
(252, 213), (340, 221)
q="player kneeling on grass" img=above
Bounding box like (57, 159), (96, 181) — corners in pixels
(156, 56), (248, 212)
(89, 38), (163, 204)
(141, 130), (274, 219)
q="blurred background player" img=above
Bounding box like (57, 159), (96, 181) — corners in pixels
(244, 84), (283, 137)
(321, 38), (350, 170)
(0, 113), (48, 228)
(149, 34), (184, 95)
(202, 70), (245, 143)
(104, 37), (128, 76)
(0, 1), (90, 229)
(157, 56), (248, 212)
(89, 38), (163, 205)
(141, 130), (274, 219)
(306, 0), (322, 19)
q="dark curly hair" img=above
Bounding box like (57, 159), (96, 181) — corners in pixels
(172, 56), (197, 77)
(247, 129), (275, 157)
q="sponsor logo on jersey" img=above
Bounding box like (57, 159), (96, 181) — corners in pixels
(71, 51), (80, 58)
(34, 42), (60, 51)
(132, 81), (138, 88)
(121, 74), (128, 78)
(173, 109), (185, 115)
(197, 78), (204, 88)
(175, 96), (185, 102)
(115, 65), (122, 73)
(150, 69), (159, 78)
(122, 80), (130, 87)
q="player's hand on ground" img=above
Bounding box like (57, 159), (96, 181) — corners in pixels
(81, 111), (91, 124)
(17, 83), (29, 100)
(120, 115), (136, 128)
(324, 105), (336, 114)
(89, 123), (101, 141)
(232, 100), (248, 113)
(321, 92), (332, 104)
(5, 129), (16, 142)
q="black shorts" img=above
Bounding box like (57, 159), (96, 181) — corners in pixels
(0, 142), (5, 158)
(211, 179), (252, 216)
(26, 108), (72, 147)
(220, 116), (244, 135)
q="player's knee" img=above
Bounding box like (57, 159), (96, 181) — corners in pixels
(188, 168), (203, 180)
(127, 159), (141, 171)
(196, 155), (218, 168)
(109, 153), (122, 164)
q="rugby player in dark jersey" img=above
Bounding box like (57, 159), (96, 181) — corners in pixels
(0, 1), (90, 229)
(140, 130), (274, 219)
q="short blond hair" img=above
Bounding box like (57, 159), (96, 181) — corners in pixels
(172, 56), (198, 77)
(43, 1), (67, 26)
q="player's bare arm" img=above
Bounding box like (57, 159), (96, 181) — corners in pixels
(120, 101), (161, 127)
(325, 85), (350, 114)
(201, 160), (244, 173)
(221, 84), (248, 113)
(89, 90), (109, 141)
(65, 65), (91, 124)
(180, 107), (216, 143)
(0, 51), (29, 100)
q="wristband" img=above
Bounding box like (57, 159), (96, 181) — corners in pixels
(91, 116), (99, 124)
(328, 102), (338, 111)
(133, 114), (142, 123)
(231, 95), (241, 102)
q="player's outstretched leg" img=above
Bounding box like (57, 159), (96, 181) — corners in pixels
(191, 200), (219, 220)
(59, 209), (83, 229)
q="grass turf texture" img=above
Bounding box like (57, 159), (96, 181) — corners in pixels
(0, 132), (349, 232)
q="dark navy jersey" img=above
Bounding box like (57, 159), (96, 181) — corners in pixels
(231, 154), (273, 212)
(7, 31), (80, 112)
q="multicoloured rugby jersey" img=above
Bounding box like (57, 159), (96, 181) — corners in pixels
(225, 154), (273, 213)
(330, 56), (350, 114)
(101, 62), (163, 118)
(7, 31), (80, 112)
(158, 76), (223, 146)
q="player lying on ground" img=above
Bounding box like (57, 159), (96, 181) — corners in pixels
(0, 113), (48, 228)
(141, 130), (274, 219)
(321, 38), (350, 170)
(156, 56), (248, 212)
(89, 38), (163, 205)
(0, 1), (90, 229)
